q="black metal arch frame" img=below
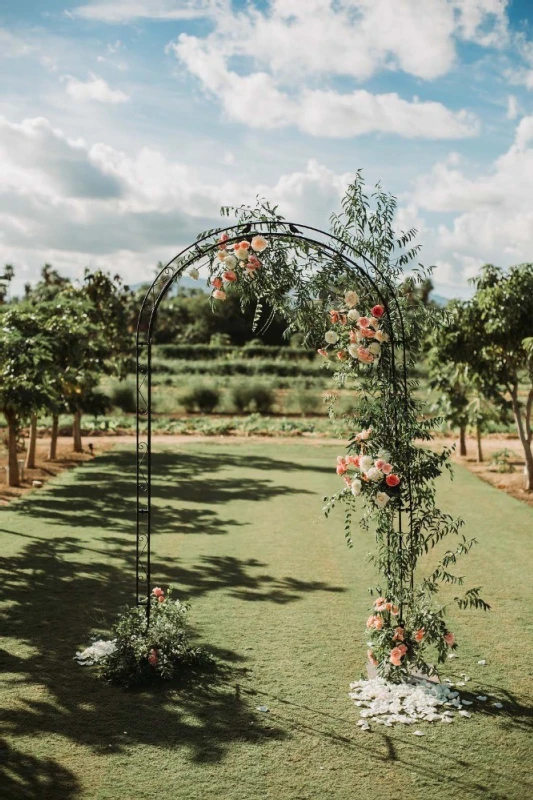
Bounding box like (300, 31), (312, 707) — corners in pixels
(136, 221), (413, 619)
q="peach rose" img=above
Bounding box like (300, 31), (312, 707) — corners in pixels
(368, 317), (379, 329)
(317, 348), (328, 357)
(223, 270), (237, 282)
(211, 276), (223, 288)
(389, 647), (404, 666)
(356, 346), (374, 364)
(339, 314), (347, 325)
(345, 290), (359, 308)
(444, 632), (455, 646)
(397, 644), (408, 655)
(337, 350), (347, 361)
(414, 628), (425, 642)
(374, 596), (386, 610)
(158, 595), (165, 603)
(360, 327), (375, 338)
(251, 235), (268, 252)
(212, 289), (227, 301)
(329, 310), (340, 323)
(366, 615), (376, 628)
(393, 626), (404, 641)
(349, 329), (358, 343)
(217, 250), (227, 261)
(391, 605), (399, 616)
(374, 615), (384, 630)
(385, 474), (400, 487)
(357, 316), (370, 328)
(367, 649), (378, 667)
(356, 428), (372, 441)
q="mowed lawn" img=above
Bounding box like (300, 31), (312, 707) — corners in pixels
(1, 442), (532, 800)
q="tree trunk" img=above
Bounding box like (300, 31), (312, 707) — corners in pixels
(72, 408), (83, 453)
(5, 411), (20, 487)
(459, 425), (467, 456)
(510, 389), (533, 491)
(25, 414), (37, 469)
(48, 414), (59, 460)
(476, 424), (483, 463)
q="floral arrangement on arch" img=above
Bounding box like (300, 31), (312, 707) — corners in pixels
(193, 180), (489, 684)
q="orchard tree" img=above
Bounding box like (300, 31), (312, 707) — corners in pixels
(0, 304), (56, 486)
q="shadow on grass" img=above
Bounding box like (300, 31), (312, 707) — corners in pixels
(13, 449), (319, 536)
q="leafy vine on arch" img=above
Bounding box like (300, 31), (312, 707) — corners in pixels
(136, 174), (489, 682)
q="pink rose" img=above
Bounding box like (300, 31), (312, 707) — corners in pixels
(358, 316), (370, 328)
(444, 632), (455, 646)
(211, 276), (223, 288)
(223, 270), (237, 282)
(152, 587), (164, 597)
(347, 455), (360, 468)
(375, 459), (385, 470)
(372, 304), (385, 318)
(247, 254), (261, 270)
(212, 289), (227, 301)
(385, 474), (400, 487)
(414, 628), (425, 642)
(382, 463), (393, 474)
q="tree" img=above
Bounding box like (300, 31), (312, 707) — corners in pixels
(438, 265), (533, 489)
(0, 264), (15, 305)
(0, 304), (56, 486)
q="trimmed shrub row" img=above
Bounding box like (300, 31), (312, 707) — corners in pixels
(156, 344), (316, 361)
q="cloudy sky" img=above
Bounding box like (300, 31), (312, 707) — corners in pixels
(1, 0), (533, 297)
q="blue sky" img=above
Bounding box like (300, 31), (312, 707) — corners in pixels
(1, 0), (533, 297)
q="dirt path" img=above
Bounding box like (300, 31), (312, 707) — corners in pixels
(1, 432), (531, 509)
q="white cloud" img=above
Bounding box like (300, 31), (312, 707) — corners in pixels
(506, 94), (519, 119)
(70, 0), (218, 22)
(0, 27), (32, 58)
(0, 115), (352, 292)
(62, 73), (130, 103)
(173, 33), (479, 139)
(408, 115), (533, 283)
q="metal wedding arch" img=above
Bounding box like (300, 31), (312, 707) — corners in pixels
(135, 221), (413, 618)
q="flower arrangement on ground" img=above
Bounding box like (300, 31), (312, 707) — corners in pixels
(93, 586), (210, 687)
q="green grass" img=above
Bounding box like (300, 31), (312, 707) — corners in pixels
(1, 442), (532, 800)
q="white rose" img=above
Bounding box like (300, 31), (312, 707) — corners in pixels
(359, 455), (373, 472)
(223, 254), (237, 269)
(217, 250), (227, 261)
(347, 309), (359, 321)
(236, 247), (249, 260)
(368, 342), (381, 355)
(376, 492), (391, 509)
(188, 268), (199, 280)
(367, 467), (382, 482)
(351, 478), (362, 496)
(325, 330), (338, 344)
(345, 291), (359, 308)
(347, 343), (359, 358)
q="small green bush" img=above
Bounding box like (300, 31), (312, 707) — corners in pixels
(490, 448), (515, 473)
(297, 391), (320, 416)
(110, 383), (136, 413)
(231, 383), (274, 414)
(99, 586), (210, 687)
(181, 384), (220, 413)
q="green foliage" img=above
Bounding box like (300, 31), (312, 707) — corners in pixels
(230, 383), (275, 414)
(180, 384), (220, 413)
(490, 448), (515, 473)
(99, 587), (210, 688)
(109, 382), (137, 413)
